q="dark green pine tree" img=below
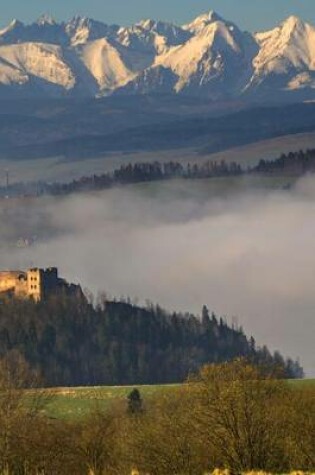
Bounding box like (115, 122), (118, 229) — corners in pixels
(127, 388), (143, 414)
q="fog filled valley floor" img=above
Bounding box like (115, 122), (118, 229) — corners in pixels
(1, 174), (315, 376)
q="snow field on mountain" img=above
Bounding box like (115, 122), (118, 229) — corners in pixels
(0, 11), (315, 99)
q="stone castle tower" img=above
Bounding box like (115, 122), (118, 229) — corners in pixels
(0, 267), (81, 302)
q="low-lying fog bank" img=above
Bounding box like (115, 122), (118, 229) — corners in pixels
(0, 176), (314, 376)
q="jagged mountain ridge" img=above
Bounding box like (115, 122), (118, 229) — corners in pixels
(0, 11), (315, 100)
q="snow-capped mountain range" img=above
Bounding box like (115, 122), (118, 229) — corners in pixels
(1, 11), (315, 100)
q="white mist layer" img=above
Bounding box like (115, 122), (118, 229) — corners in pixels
(0, 176), (315, 376)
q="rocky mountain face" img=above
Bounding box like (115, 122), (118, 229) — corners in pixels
(0, 11), (315, 100)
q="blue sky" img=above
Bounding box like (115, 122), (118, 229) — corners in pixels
(1, 0), (315, 31)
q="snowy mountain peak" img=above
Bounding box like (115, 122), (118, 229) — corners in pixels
(0, 11), (315, 100)
(251, 14), (315, 96)
(183, 10), (225, 33)
(116, 18), (190, 54)
(65, 17), (118, 45)
(36, 14), (57, 26)
(202, 10), (223, 22)
(132, 18), (190, 43)
(281, 15), (305, 30)
(0, 18), (23, 36)
(193, 10), (223, 24)
(136, 19), (157, 30)
(5, 19), (23, 30)
(67, 16), (104, 29)
(9, 19), (20, 27)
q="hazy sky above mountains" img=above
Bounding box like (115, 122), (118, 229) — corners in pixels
(1, 0), (315, 31)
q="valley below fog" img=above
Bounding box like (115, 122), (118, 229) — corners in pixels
(1, 175), (314, 376)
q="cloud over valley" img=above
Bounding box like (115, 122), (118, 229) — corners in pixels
(1, 177), (314, 375)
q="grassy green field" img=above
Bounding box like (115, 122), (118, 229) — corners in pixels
(44, 384), (179, 420)
(42, 380), (314, 420)
(289, 379), (315, 388)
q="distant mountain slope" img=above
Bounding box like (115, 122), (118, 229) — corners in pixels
(0, 11), (315, 100)
(1, 100), (315, 160)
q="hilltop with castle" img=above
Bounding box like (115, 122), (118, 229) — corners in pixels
(0, 267), (82, 301)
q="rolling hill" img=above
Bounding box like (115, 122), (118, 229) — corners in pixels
(1, 99), (315, 160)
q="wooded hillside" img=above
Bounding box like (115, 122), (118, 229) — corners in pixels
(0, 295), (303, 386)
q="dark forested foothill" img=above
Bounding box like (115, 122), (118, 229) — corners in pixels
(0, 295), (303, 387)
(253, 148), (315, 175)
(0, 160), (243, 198)
(4, 147), (315, 200)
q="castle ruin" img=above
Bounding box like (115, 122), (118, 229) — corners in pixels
(0, 267), (81, 302)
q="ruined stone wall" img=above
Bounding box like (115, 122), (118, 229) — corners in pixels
(0, 271), (26, 294)
(0, 269), (43, 301)
(0, 268), (81, 302)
